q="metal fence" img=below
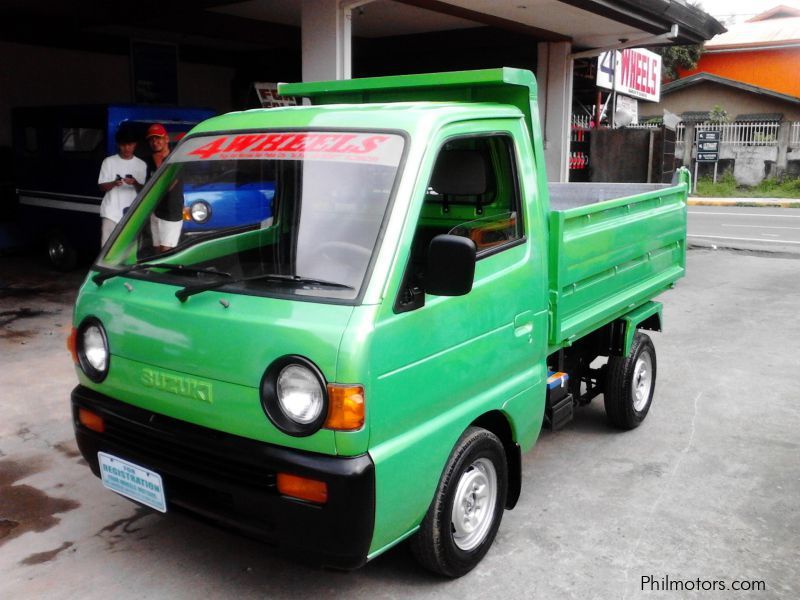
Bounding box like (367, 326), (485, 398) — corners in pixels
(791, 122), (800, 148)
(570, 118), (800, 150)
(694, 122), (780, 146)
(571, 114), (591, 129)
(625, 122), (685, 142)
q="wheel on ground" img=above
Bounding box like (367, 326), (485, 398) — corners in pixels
(410, 427), (507, 578)
(604, 332), (657, 429)
(47, 233), (77, 271)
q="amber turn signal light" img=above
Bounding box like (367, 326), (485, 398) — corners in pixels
(277, 473), (328, 504)
(78, 408), (105, 433)
(67, 327), (78, 364)
(325, 384), (365, 431)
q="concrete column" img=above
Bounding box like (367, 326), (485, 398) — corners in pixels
(682, 122), (695, 166)
(301, 0), (348, 82)
(537, 41), (573, 182)
(301, 0), (376, 82)
(776, 121), (791, 178)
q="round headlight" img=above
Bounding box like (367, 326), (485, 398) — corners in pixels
(261, 357), (328, 436)
(77, 318), (109, 382)
(190, 201), (211, 223)
(277, 365), (324, 424)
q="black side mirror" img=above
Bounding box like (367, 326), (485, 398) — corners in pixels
(426, 234), (476, 296)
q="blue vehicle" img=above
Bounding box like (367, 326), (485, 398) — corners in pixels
(10, 104), (215, 269)
(182, 180), (275, 233)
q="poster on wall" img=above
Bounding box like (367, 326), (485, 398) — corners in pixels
(254, 83), (298, 108)
(615, 94), (639, 124)
(131, 41), (178, 104)
(596, 48), (662, 103)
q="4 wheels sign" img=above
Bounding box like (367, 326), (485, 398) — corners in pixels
(597, 48), (662, 102)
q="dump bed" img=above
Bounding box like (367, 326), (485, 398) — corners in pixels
(546, 171), (689, 350)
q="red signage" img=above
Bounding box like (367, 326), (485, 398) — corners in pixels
(176, 132), (404, 166)
(597, 48), (662, 102)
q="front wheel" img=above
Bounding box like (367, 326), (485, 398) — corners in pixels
(410, 427), (507, 578)
(604, 332), (657, 429)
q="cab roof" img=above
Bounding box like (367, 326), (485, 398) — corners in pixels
(189, 101), (524, 136)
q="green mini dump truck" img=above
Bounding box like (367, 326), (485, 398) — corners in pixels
(69, 67), (688, 577)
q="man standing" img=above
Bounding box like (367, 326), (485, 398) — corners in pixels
(144, 123), (170, 177)
(97, 126), (146, 245)
(145, 123), (183, 252)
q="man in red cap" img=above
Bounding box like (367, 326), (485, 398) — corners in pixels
(145, 123), (170, 178)
(145, 123), (183, 252)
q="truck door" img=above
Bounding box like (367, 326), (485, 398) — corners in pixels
(366, 119), (549, 553)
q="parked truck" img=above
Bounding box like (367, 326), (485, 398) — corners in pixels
(68, 68), (689, 577)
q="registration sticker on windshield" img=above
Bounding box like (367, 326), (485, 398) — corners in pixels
(176, 132), (404, 166)
(98, 452), (167, 513)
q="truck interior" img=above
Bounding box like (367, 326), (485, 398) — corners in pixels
(396, 134), (522, 312)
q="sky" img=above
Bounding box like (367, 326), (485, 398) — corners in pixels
(694, 0), (800, 23)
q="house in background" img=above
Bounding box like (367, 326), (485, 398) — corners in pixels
(638, 6), (800, 185)
(639, 72), (800, 123)
(639, 72), (800, 184)
(644, 73), (800, 124)
(677, 5), (800, 98)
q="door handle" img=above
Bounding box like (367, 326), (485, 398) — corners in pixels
(514, 323), (533, 337)
(514, 311), (534, 338)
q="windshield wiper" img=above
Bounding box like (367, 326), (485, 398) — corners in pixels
(93, 262), (232, 285)
(175, 273), (354, 302)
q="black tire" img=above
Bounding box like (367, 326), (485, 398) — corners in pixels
(46, 233), (77, 271)
(604, 332), (657, 429)
(410, 427), (507, 578)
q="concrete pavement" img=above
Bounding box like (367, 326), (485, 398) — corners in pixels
(687, 205), (800, 255)
(1, 250), (799, 599)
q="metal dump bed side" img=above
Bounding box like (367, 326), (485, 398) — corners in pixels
(547, 169), (690, 351)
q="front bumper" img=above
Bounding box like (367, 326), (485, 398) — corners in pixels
(71, 385), (375, 569)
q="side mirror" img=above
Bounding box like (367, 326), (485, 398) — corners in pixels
(426, 234), (476, 296)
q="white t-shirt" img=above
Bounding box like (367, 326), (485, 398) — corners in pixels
(97, 154), (147, 222)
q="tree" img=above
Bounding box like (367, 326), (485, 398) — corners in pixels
(652, 44), (703, 82)
(651, 0), (704, 81)
(709, 104), (729, 123)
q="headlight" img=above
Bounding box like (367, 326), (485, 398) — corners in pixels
(77, 318), (109, 382)
(189, 201), (211, 223)
(261, 357), (328, 436)
(277, 365), (325, 424)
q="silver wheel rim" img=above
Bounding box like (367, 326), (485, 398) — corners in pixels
(632, 351), (653, 412)
(451, 457), (498, 551)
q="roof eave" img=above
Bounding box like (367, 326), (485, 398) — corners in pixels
(662, 72), (800, 105)
(557, 0), (726, 44)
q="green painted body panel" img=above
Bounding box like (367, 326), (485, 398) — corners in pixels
(73, 276), (351, 453)
(359, 115), (550, 553)
(72, 68), (688, 563)
(547, 169), (689, 352)
(622, 301), (663, 356)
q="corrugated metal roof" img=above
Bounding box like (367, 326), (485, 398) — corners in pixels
(734, 113), (783, 122)
(681, 111), (711, 122)
(663, 72), (800, 105)
(706, 15), (800, 50)
(747, 5), (800, 23)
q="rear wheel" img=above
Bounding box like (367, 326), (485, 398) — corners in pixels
(410, 427), (507, 578)
(47, 233), (77, 271)
(604, 332), (657, 429)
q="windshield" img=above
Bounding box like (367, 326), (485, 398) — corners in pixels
(100, 131), (405, 301)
